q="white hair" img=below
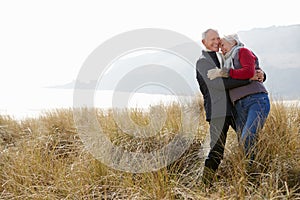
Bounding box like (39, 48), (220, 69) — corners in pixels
(222, 33), (244, 46)
(202, 28), (218, 40)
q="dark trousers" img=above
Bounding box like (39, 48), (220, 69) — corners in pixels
(204, 116), (235, 172)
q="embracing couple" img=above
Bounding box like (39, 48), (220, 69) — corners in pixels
(195, 29), (270, 185)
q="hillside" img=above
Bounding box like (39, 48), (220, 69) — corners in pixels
(238, 25), (300, 99)
(52, 25), (300, 100)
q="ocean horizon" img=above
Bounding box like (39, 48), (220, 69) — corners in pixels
(1, 88), (299, 121)
(0, 88), (187, 120)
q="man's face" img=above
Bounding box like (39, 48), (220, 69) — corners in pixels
(202, 30), (220, 52)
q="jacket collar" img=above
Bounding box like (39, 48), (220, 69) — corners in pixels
(201, 50), (224, 68)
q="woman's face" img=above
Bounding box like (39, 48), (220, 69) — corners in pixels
(220, 39), (234, 55)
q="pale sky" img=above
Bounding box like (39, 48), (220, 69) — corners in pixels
(0, 0), (299, 117)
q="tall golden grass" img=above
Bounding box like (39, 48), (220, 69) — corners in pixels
(0, 100), (299, 199)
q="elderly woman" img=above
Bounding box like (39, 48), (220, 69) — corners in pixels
(208, 34), (270, 160)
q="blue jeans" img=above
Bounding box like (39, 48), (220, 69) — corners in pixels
(234, 93), (270, 158)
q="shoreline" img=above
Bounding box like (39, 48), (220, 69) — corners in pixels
(1, 99), (299, 122)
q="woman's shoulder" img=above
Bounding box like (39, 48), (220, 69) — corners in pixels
(233, 47), (256, 62)
(238, 47), (256, 58)
(239, 47), (252, 53)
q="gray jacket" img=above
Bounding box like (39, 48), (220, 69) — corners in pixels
(196, 50), (251, 121)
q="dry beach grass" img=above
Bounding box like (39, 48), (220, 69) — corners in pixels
(0, 100), (299, 199)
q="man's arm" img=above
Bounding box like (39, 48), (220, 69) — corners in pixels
(250, 69), (267, 82)
(196, 58), (251, 91)
(222, 77), (251, 89)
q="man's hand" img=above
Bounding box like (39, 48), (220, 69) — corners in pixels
(207, 68), (229, 80)
(250, 69), (264, 82)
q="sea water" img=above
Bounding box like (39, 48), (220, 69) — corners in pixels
(0, 88), (181, 120)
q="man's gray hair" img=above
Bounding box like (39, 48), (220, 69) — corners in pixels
(202, 28), (218, 40)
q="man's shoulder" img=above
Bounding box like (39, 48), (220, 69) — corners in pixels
(197, 55), (205, 62)
(197, 51), (208, 62)
(197, 51), (213, 65)
(196, 56), (207, 67)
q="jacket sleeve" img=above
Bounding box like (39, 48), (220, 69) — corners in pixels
(196, 58), (251, 91)
(229, 48), (256, 79)
(222, 77), (251, 89)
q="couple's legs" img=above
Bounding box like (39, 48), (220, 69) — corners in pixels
(202, 116), (234, 184)
(234, 93), (270, 158)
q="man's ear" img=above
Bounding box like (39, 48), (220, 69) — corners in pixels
(202, 39), (206, 46)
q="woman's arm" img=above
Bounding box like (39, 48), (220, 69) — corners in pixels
(229, 48), (256, 79)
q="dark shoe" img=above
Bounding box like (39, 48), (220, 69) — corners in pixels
(201, 167), (215, 187)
